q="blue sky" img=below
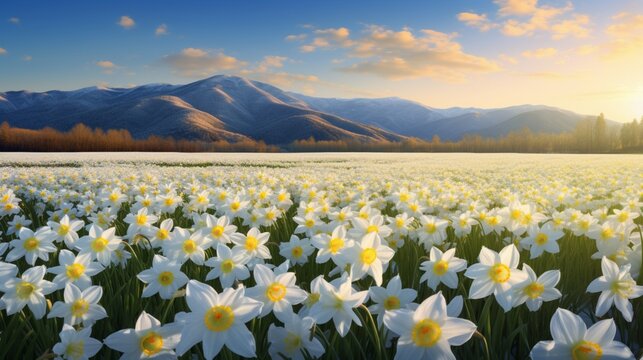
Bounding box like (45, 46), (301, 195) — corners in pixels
(1, 0), (642, 121)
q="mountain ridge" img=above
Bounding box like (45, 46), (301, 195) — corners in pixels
(0, 75), (600, 144)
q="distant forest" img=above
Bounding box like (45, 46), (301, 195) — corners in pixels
(1, 115), (642, 153)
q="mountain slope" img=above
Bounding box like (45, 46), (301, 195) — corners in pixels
(0, 76), (405, 144)
(0, 75), (600, 143)
(289, 94), (445, 136)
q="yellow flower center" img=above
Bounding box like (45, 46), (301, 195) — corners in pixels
(305, 219), (315, 228)
(610, 280), (634, 298)
(361, 248), (377, 265)
(158, 271), (174, 286)
(266, 283), (287, 302)
(164, 198), (174, 206)
(411, 319), (442, 347)
(306, 292), (320, 306)
(66, 263), (86, 280)
(182, 240), (197, 253)
(204, 305), (235, 332)
(433, 260), (449, 276)
(617, 212), (628, 223)
(58, 224), (70, 235)
(329, 237), (344, 254)
(384, 296), (401, 310)
(65, 341), (85, 359)
(16, 282), (36, 299)
(245, 236), (258, 251)
(71, 299), (89, 317)
(156, 229), (169, 240)
(135, 214), (147, 226)
(524, 282), (545, 299)
(425, 223), (437, 234)
(278, 193), (287, 202)
(366, 225), (379, 233)
(23, 237), (39, 251)
(571, 341), (602, 360)
(600, 228), (614, 240)
(91, 237), (108, 252)
(139, 331), (164, 356)
(109, 193), (118, 202)
(211, 226), (224, 238)
(221, 259), (234, 273)
(489, 264), (511, 283)
(511, 209), (523, 220)
(230, 202), (240, 211)
(291, 246), (303, 258)
(283, 333), (302, 353)
(535, 233), (548, 246)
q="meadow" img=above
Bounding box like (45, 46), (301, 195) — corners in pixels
(0, 153), (641, 359)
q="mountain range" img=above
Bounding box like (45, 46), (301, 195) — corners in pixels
(0, 75), (596, 144)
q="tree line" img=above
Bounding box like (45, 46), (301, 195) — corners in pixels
(0, 122), (278, 152)
(1, 115), (642, 153)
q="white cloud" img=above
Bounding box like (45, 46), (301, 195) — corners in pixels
(285, 34), (307, 41)
(118, 16), (135, 29)
(296, 25), (499, 81)
(256, 55), (288, 73)
(0, 48), (6, 55)
(457, 12), (497, 32)
(23, 55), (32, 61)
(162, 48), (246, 77)
(8, 17), (20, 24)
(96, 60), (118, 73)
(521, 47), (558, 58)
(155, 24), (168, 36)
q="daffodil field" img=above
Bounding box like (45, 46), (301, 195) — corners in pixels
(0, 153), (641, 360)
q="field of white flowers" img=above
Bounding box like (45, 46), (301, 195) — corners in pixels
(0, 153), (641, 359)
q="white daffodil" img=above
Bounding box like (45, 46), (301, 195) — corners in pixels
(205, 243), (251, 288)
(146, 218), (174, 249)
(312, 225), (353, 265)
(383, 292), (477, 360)
(48, 214), (84, 249)
(104, 311), (182, 359)
(586, 257), (643, 322)
(463, 244), (527, 312)
(163, 227), (210, 265)
(350, 214), (392, 240)
(246, 264), (308, 322)
(76, 225), (122, 266)
(520, 222), (564, 259)
(199, 214), (237, 244)
(308, 275), (368, 337)
(48, 249), (104, 290)
(268, 313), (325, 360)
(415, 215), (449, 250)
(279, 235), (315, 265)
(512, 264), (562, 311)
(368, 275), (417, 327)
(419, 247), (467, 290)
(137, 254), (189, 300)
(6, 226), (57, 265)
(293, 213), (321, 237)
(530, 308), (635, 359)
(123, 207), (158, 240)
(48, 283), (107, 326)
(343, 232), (395, 286)
(0, 265), (56, 319)
(6, 214), (32, 236)
(52, 324), (102, 360)
(175, 280), (263, 359)
(231, 227), (271, 260)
